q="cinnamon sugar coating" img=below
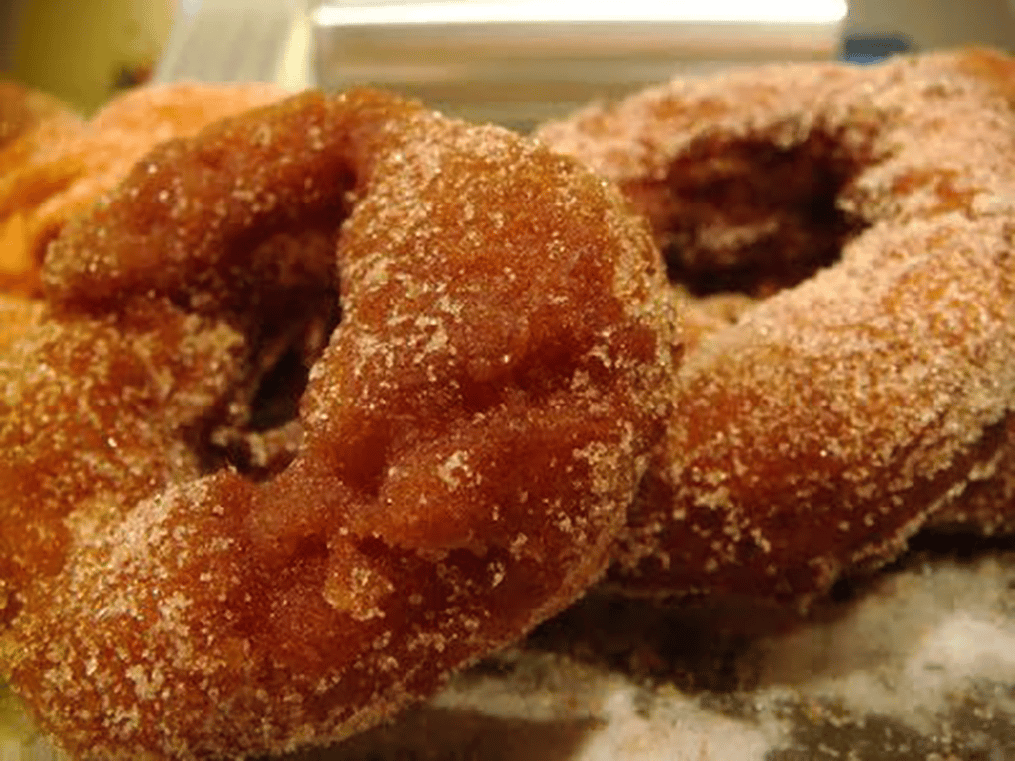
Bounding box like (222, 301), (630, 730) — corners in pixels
(0, 82), (286, 298)
(0, 89), (673, 758)
(538, 48), (1015, 606)
(0, 293), (44, 350)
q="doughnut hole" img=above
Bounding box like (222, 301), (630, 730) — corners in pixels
(203, 309), (338, 480)
(205, 314), (343, 480)
(626, 130), (867, 301)
(172, 222), (347, 482)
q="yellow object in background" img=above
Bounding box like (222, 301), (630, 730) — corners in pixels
(6, 0), (175, 113)
(0, 213), (29, 276)
(0, 682), (67, 760)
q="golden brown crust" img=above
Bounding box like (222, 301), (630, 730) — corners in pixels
(0, 292), (44, 352)
(538, 48), (1015, 606)
(0, 89), (674, 758)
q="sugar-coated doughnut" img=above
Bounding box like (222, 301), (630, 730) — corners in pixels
(538, 48), (1015, 606)
(0, 89), (673, 758)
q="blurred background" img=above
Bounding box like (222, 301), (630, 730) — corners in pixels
(0, 0), (174, 111)
(2, 0), (1015, 118)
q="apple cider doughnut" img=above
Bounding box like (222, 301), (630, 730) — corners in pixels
(0, 89), (673, 758)
(538, 48), (1015, 606)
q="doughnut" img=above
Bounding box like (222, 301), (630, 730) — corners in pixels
(927, 415), (1015, 536)
(0, 82), (286, 298)
(0, 81), (83, 296)
(0, 88), (673, 758)
(537, 48), (1015, 606)
(0, 80), (81, 175)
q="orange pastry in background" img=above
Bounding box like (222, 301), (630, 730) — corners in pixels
(0, 81), (287, 298)
(0, 80), (81, 176)
(0, 80), (82, 297)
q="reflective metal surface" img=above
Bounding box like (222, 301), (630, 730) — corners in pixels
(154, 0), (308, 85)
(312, 1), (847, 130)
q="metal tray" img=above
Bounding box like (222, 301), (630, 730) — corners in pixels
(311, 0), (847, 131)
